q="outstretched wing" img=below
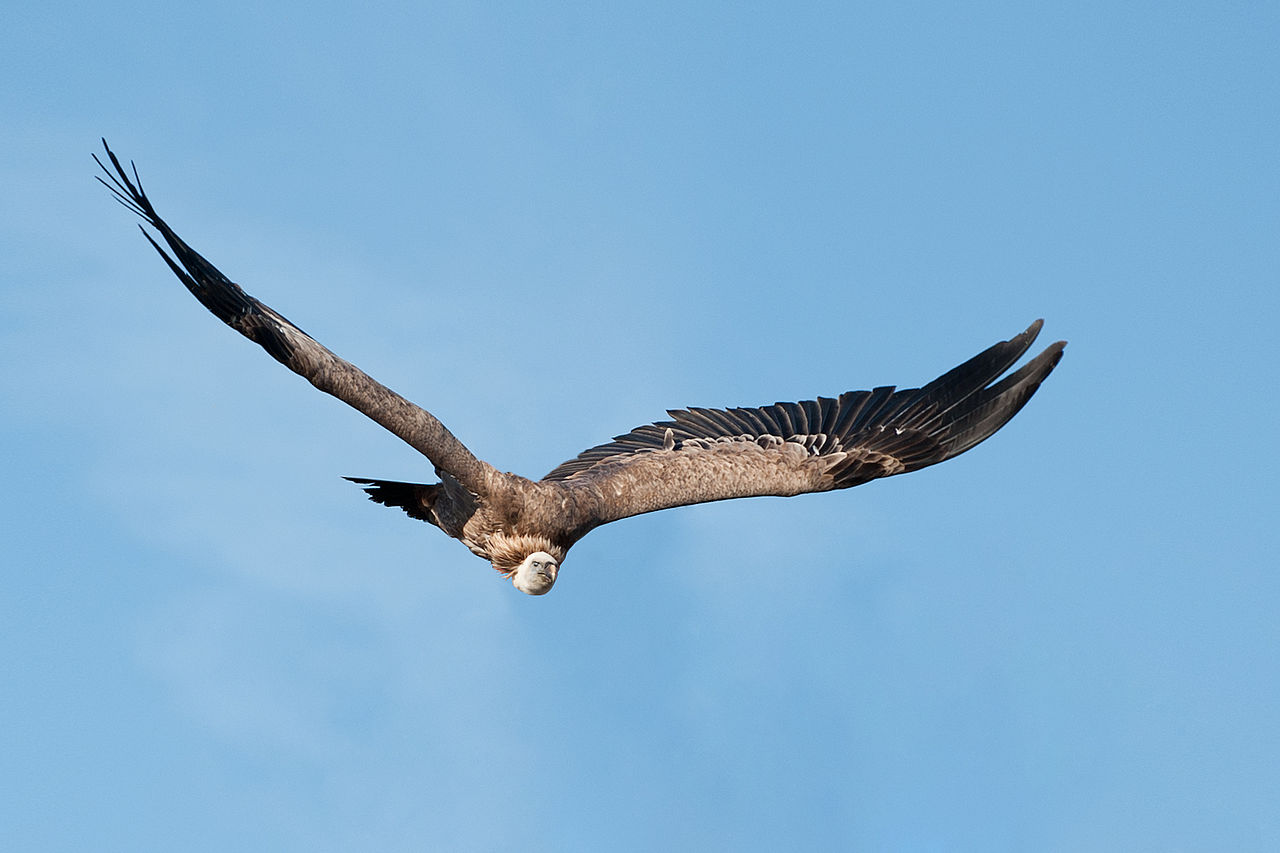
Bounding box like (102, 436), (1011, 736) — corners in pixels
(545, 322), (1064, 524)
(95, 140), (496, 497)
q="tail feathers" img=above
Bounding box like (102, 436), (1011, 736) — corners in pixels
(344, 477), (440, 526)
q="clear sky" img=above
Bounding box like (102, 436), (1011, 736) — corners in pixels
(3, 1), (1277, 850)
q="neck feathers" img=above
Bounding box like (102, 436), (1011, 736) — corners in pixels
(487, 533), (566, 572)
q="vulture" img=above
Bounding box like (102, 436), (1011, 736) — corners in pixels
(96, 141), (1065, 595)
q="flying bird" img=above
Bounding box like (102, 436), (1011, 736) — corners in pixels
(96, 140), (1065, 595)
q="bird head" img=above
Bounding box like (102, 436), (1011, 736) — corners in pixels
(509, 551), (559, 595)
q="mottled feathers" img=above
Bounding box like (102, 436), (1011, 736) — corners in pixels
(97, 140), (1065, 595)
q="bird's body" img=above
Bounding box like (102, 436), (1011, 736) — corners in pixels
(96, 141), (1065, 595)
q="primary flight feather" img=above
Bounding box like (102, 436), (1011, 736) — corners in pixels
(96, 140), (1065, 595)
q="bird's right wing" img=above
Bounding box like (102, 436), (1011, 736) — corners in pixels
(96, 141), (497, 496)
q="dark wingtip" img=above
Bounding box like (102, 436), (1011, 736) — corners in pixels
(94, 139), (153, 220)
(1021, 321), (1071, 356)
(1011, 318), (1044, 350)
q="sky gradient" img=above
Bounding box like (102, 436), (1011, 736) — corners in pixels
(3, 2), (1278, 850)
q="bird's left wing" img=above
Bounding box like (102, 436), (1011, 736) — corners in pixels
(95, 141), (497, 497)
(544, 321), (1064, 525)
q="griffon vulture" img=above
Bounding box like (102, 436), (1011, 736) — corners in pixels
(96, 141), (1065, 595)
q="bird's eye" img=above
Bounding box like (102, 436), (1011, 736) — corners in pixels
(531, 560), (542, 568)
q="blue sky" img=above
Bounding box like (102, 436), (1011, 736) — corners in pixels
(3, 1), (1277, 850)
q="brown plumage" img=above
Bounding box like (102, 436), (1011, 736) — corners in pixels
(96, 140), (1066, 595)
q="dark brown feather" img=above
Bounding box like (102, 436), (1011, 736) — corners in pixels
(544, 322), (1064, 523)
(96, 140), (498, 500)
(100, 139), (1065, 588)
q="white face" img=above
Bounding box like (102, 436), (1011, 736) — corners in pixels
(511, 551), (559, 595)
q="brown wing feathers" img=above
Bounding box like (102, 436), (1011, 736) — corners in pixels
(95, 140), (495, 496)
(95, 146), (314, 370)
(99, 140), (1064, 548)
(544, 322), (1064, 490)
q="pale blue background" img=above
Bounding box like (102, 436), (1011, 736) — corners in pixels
(3, 2), (1277, 850)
